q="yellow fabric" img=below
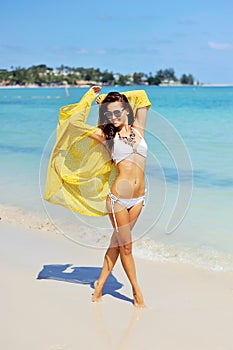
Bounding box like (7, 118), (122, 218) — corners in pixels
(44, 89), (151, 216)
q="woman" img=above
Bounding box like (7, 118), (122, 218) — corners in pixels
(44, 85), (151, 307)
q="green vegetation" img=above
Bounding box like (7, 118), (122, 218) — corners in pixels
(0, 65), (196, 86)
(180, 74), (194, 85)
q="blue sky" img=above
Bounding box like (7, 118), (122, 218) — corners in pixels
(1, 0), (233, 83)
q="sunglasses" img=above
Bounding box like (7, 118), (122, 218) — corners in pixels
(104, 108), (125, 120)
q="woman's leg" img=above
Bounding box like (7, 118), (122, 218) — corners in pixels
(116, 203), (145, 307)
(92, 230), (120, 302)
(92, 197), (123, 302)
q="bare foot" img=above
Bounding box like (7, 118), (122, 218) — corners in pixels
(133, 290), (146, 308)
(91, 280), (103, 302)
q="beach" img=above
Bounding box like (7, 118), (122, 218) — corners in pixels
(1, 221), (233, 350)
(1, 86), (233, 349)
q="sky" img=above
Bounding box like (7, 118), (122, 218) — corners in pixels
(0, 0), (233, 83)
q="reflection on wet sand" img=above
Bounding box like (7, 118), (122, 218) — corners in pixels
(92, 303), (144, 350)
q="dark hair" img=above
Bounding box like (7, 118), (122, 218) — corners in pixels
(98, 92), (134, 151)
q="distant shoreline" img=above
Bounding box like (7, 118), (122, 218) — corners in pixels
(1, 83), (233, 89)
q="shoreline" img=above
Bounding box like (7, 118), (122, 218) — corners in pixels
(1, 202), (233, 273)
(1, 83), (233, 89)
(1, 221), (233, 350)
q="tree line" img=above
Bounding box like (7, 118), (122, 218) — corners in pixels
(0, 64), (196, 86)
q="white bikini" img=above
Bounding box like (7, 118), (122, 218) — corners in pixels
(108, 127), (147, 232)
(112, 127), (147, 165)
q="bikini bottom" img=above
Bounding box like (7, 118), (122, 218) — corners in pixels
(108, 191), (145, 232)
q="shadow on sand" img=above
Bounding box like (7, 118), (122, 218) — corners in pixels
(37, 263), (133, 304)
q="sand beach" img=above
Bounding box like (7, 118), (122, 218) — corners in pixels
(1, 221), (233, 350)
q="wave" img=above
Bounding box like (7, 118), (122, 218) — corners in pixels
(1, 203), (233, 272)
(133, 238), (233, 272)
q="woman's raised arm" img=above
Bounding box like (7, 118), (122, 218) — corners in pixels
(123, 90), (151, 132)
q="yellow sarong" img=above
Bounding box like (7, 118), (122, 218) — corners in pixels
(44, 89), (151, 216)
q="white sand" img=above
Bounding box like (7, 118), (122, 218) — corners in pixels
(1, 222), (233, 350)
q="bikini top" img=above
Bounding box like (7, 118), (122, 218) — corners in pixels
(112, 127), (148, 164)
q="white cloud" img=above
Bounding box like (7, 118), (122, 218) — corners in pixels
(96, 49), (107, 55)
(100, 47), (159, 56)
(49, 47), (89, 55)
(76, 48), (89, 54)
(208, 41), (233, 50)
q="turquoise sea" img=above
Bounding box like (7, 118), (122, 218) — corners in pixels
(0, 86), (233, 271)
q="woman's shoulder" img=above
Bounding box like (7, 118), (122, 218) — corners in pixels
(89, 127), (106, 142)
(132, 124), (145, 138)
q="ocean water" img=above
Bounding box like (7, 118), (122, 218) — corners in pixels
(0, 86), (233, 271)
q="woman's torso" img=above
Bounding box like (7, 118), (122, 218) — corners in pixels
(111, 126), (147, 199)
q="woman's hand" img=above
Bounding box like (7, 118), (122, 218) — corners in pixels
(96, 94), (103, 104)
(90, 86), (102, 104)
(90, 85), (102, 94)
